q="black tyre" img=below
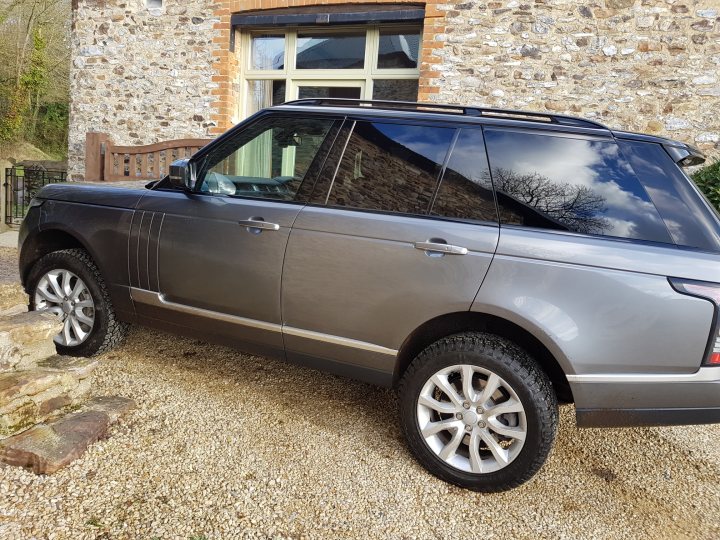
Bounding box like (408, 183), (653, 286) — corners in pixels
(27, 248), (128, 357)
(398, 332), (558, 492)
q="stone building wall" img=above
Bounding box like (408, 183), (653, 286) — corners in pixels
(427, 0), (720, 156)
(68, 0), (220, 180)
(69, 0), (720, 179)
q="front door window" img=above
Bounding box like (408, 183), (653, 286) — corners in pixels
(200, 116), (337, 200)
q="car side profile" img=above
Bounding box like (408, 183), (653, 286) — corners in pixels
(19, 99), (720, 491)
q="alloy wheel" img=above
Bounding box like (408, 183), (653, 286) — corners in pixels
(34, 269), (96, 347)
(416, 364), (527, 474)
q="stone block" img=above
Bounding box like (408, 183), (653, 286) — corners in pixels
(0, 370), (63, 403)
(0, 410), (110, 474)
(84, 396), (136, 423)
(0, 401), (36, 436)
(0, 283), (27, 312)
(37, 355), (99, 380)
(0, 311), (61, 372)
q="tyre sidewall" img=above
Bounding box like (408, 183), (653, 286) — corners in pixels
(27, 251), (110, 357)
(399, 338), (552, 491)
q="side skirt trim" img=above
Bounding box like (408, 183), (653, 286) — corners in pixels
(567, 368), (720, 384)
(130, 287), (398, 357)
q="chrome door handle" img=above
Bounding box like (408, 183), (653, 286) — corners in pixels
(238, 218), (280, 232)
(414, 241), (468, 256)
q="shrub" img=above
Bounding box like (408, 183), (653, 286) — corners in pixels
(692, 161), (720, 212)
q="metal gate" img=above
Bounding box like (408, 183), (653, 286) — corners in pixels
(4, 166), (67, 225)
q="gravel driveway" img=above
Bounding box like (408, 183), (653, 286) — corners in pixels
(1, 249), (719, 539)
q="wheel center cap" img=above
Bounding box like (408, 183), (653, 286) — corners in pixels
(461, 410), (478, 426)
(62, 301), (72, 314)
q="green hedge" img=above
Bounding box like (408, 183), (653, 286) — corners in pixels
(692, 161), (720, 212)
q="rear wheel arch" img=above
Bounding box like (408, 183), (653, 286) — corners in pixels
(394, 311), (574, 403)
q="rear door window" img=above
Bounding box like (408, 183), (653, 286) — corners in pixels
(320, 120), (455, 215)
(429, 128), (498, 224)
(618, 140), (720, 252)
(483, 129), (673, 244)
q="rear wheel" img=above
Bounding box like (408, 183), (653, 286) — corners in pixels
(399, 332), (558, 492)
(28, 249), (128, 357)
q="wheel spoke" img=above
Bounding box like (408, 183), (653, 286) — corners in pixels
(418, 394), (457, 415)
(468, 430), (484, 474)
(487, 398), (524, 418)
(479, 429), (510, 465)
(74, 310), (94, 327)
(75, 299), (93, 308)
(47, 274), (65, 300)
(421, 418), (462, 438)
(69, 279), (85, 301)
(36, 285), (61, 304)
(70, 317), (88, 342)
(61, 319), (72, 346)
(477, 373), (501, 405)
(430, 373), (463, 407)
(461, 365), (476, 402)
(487, 418), (526, 441)
(438, 426), (465, 461)
(60, 270), (73, 297)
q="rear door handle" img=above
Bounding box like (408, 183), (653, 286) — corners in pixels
(414, 241), (468, 256)
(238, 218), (280, 232)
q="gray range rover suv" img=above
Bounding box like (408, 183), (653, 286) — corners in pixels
(19, 99), (720, 491)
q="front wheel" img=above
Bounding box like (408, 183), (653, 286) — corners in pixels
(399, 332), (558, 492)
(28, 248), (128, 357)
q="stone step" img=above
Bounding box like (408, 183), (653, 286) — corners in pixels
(0, 311), (61, 372)
(0, 357), (98, 438)
(0, 282), (27, 312)
(0, 396), (135, 474)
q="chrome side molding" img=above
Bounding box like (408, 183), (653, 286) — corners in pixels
(130, 287), (398, 357)
(567, 369), (720, 384)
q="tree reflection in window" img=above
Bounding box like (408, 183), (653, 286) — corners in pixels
(484, 129), (673, 243)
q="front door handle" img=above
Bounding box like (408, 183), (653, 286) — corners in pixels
(414, 241), (468, 256)
(239, 218), (280, 233)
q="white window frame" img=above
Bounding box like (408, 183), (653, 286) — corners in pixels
(235, 25), (421, 121)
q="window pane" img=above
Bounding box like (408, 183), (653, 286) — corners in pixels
(247, 80), (286, 115)
(251, 35), (285, 70)
(201, 117), (335, 201)
(484, 130), (673, 243)
(296, 32), (366, 69)
(298, 86), (361, 99)
(372, 79), (418, 102)
(431, 129), (497, 223)
(619, 140), (720, 251)
(378, 29), (420, 68)
(326, 121), (454, 214)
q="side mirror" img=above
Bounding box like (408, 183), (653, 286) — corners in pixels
(168, 159), (195, 190)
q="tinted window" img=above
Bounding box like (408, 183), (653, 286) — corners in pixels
(430, 129), (497, 223)
(484, 129), (673, 243)
(200, 116), (336, 201)
(324, 121), (455, 215)
(619, 140), (720, 252)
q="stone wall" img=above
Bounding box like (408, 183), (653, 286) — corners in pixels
(427, 0), (720, 157)
(69, 0), (720, 180)
(68, 0), (220, 180)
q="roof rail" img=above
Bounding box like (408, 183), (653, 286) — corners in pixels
(281, 98), (609, 130)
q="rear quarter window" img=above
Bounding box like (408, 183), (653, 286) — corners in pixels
(618, 140), (720, 253)
(483, 129), (673, 244)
